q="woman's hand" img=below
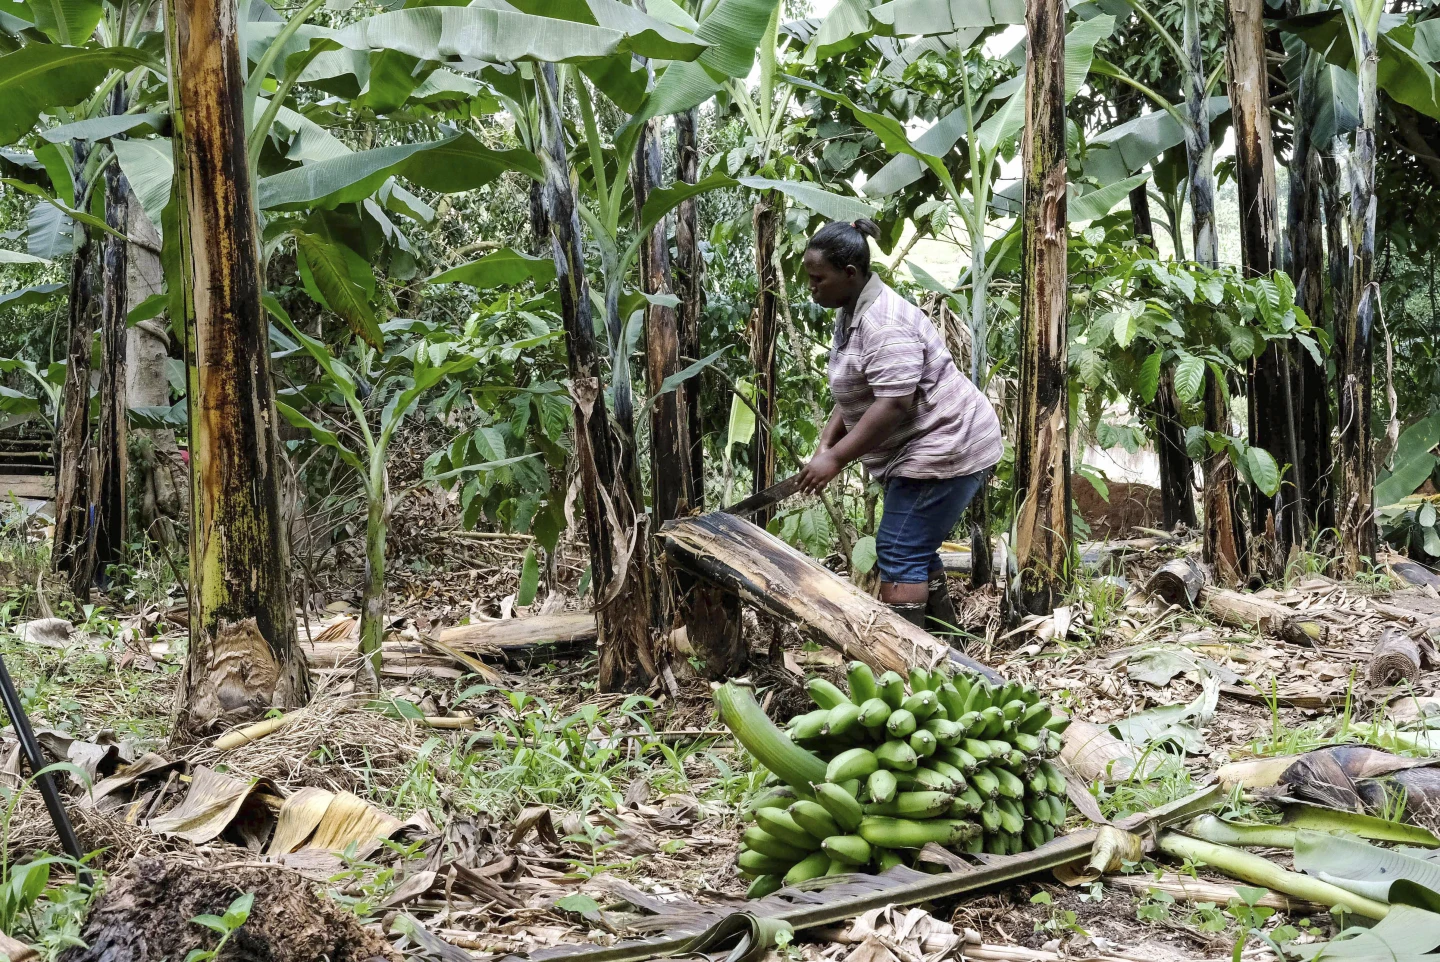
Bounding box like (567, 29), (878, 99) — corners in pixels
(798, 449), (843, 494)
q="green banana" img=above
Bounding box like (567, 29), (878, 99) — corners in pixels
(742, 826), (811, 863)
(1048, 794), (1067, 826)
(874, 738), (919, 772)
(952, 786), (984, 814)
(823, 834), (873, 865)
(993, 766), (1025, 799)
(956, 711), (984, 735)
(935, 683), (965, 719)
(1029, 770), (1050, 796)
(908, 728), (937, 758)
(901, 690), (940, 721)
(886, 709), (918, 738)
(822, 701), (862, 737)
(839, 778), (861, 797)
(877, 671), (906, 709)
(790, 800), (841, 841)
(1001, 699), (1027, 722)
(826, 746), (879, 783)
(754, 808), (822, 850)
(961, 738), (993, 761)
(928, 758), (966, 786)
(962, 681), (993, 714)
(1017, 702), (1052, 735)
(738, 848), (793, 876)
(746, 874), (783, 899)
(1040, 761), (1066, 796)
(910, 766), (960, 792)
(867, 768), (898, 805)
(995, 798), (1024, 834)
(962, 833), (984, 855)
(784, 850), (831, 885)
(1025, 794), (1050, 823)
(940, 746), (978, 772)
(857, 816), (980, 849)
(742, 787), (797, 822)
(875, 848), (905, 872)
(864, 790), (953, 819)
(969, 766), (1000, 798)
(806, 677), (852, 710)
(907, 667), (933, 692)
(790, 709), (831, 742)
(977, 707), (1007, 738)
(812, 782), (864, 832)
(1024, 819), (1048, 851)
(924, 718), (964, 746)
(856, 697), (893, 730)
(847, 662), (878, 705)
(979, 799), (1002, 833)
(1012, 732), (1041, 754)
(983, 832), (1007, 856)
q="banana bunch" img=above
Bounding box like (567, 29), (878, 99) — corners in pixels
(715, 663), (1071, 898)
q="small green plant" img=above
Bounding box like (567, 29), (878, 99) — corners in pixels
(327, 839), (425, 920)
(1135, 887), (1174, 923)
(1186, 900), (1228, 933)
(1225, 886), (1299, 962)
(184, 891), (254, 962)
(1030, 891), (1089, 938)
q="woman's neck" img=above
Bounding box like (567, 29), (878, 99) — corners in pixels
(843, 271), (871, 317)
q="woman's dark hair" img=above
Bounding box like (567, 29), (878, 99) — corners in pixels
(807, 218), (880, 273)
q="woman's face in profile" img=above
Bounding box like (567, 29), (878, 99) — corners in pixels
(804, 248), (858, 309)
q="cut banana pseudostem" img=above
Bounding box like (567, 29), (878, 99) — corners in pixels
(716, 666), (1071, 898)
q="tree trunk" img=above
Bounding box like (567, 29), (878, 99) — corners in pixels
(1286, 48), (1334, 539)
(534, 64), (656, 693)
(632, 119), (693, 522)
(1202, 371), (1245, 585)
(749, 190), (781, 528)
(1337, 25), (1379, 575)
(53, 150), (97, 600)
(527, 179), (549, 257)
(1012, 0), (1072, 618)
(1150, 367), (1198, 529)
(166, 0), (308, 731)
(96, 95), (129, 579)
(1184, 0), (1242, 581)
(1127, 108), (1196, 529)
(1226, 0), (1298, 568)
(966, 227), (994, 588)
(674, 106), (705, 499)
(359, 475), (387, 681)
(126, 191), (186, 536)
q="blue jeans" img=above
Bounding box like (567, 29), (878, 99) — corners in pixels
(876, 471), (989, 584)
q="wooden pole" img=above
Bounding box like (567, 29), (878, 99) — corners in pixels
(95, 88), (130, 577)
(1012, 0), (1073, 617)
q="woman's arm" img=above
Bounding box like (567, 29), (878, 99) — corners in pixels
(797, 392), (915, 493)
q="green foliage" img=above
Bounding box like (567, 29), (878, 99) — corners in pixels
(184, 892), (254, 962)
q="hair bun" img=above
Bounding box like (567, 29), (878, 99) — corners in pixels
(851, 217), (880, 240)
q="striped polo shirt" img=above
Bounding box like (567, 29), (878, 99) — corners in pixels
(828, 273), (1003, 481)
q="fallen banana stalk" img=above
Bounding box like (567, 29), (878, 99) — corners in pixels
(1099, 872), (1327, 914)
(212, 713), (295, 751)
(1157, 832), (1389, 919)
(1186, 807), (1439, 850)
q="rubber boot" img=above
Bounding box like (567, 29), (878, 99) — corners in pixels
(926, 572), (959, 636)
(891, 602), (927, 629)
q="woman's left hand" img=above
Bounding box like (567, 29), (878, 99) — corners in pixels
(797, 450), (843, 494)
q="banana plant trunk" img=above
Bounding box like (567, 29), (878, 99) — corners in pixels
(360, 471), (387, 681)
(166, 0), (309, 731)
(632, 119), (694, 522)
(749, 189), (782, 528)
(53, 143), (97, 601)
(1127, 105), (1196, 530)
(535, 64), (657, 692)
(1012, 0), (1072, 618)
(1337, 22), (1380, 574)
(96, 95), (130, 578)
(675, 106), (705, 496)
(1285, 40), (1334, 538)
(1226, 0), (1300, 566)
(1184, 0), (1243, 583)
(966, 230), (994, 588)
